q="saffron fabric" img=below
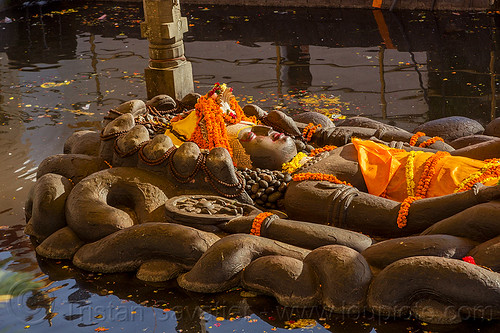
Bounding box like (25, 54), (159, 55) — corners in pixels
(164, 110), (198, 147)
(352, 138), (499, 202)
(352, 138), (401, 197)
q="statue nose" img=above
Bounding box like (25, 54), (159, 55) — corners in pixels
(252, 125), (273, 136)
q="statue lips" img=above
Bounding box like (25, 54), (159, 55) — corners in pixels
(272, 132), (285, 141)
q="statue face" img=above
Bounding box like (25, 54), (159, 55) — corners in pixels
(238, 125), (297, 170)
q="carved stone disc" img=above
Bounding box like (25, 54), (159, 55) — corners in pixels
(165, 195), (261, 225)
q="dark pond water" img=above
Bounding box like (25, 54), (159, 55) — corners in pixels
(0, 1), (499, 332)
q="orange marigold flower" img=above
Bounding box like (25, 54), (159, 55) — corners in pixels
(409, 132), (425, 146)
(250, 212), (274, 236)
(414, 151), (449, 198)
(302, 123), (322, 142)
(419, 136), (444, 148)
(309, 145), (337, 157)
(396, 196), (420, 228)
(292, 172), (352, 187)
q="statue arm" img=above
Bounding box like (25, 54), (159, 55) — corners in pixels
(286, 181), (493, 238)
(296, 123), (453, 151)
(343, 186), (484, 237)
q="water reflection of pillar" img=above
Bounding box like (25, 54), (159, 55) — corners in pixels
(89, 34), (103, 105)
(141, 0), (194, 100)
(37, 3), (48, 50)
(491, 50), (497, 120)
(379, 45), (387, 119)
(275, 45), (283, 104)
(491, 15), (498, 120)
(282, 45), (312, 94)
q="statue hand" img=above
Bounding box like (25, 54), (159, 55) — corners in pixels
(476, 183), (500, 203)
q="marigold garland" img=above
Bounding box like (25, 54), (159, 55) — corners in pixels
(302, 123), (322, 142)
(419, 136), (444, 148)
(281, 146), (338, 174)
(282, 152), (309, 174)
(478, 176), (500, 186)
(225, 97), (255, 124)
(414, 151), (450, 198)
(250, 212), (274, 236)
(409, 132), (425, 146)
(409, 131), (445, 148)
(309, 145), (337, 157)
(190, 96), (228, 151)
(188, 95), (256, 158)
(405, 151), (423, 196)
(396, 196), (420, 228)
(302, 123), (314, 138)
(454, 158), (500, 193)
(396, 151), (449, 228)
(292, 172), (352, 187)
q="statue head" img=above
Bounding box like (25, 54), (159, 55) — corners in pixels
(237, 125), (297, 170)
(172, 83), (298, 171)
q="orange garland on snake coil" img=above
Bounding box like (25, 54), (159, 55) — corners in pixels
(292, 172), (352, 187)
(250, 212), (274, 236)
(396, 196), (420, 228)
(409, 131), (444, 148)
(302, 123), (322, 142)
(409, 132), (425, 146)
(419, 136), (445, 148)
(309, 145), (337, 157)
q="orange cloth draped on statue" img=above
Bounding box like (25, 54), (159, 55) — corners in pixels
(352, 138), (500, 202)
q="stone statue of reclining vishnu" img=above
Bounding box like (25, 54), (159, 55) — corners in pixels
(25, 84), (500, 324)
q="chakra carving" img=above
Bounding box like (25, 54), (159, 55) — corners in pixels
(164, 195), (261, 225)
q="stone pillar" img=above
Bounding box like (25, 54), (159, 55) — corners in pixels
(141, 0), (194, 100)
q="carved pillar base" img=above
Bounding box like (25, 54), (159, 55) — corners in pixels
(145, 61), (194, 100)
(141, 0), (194, 100)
